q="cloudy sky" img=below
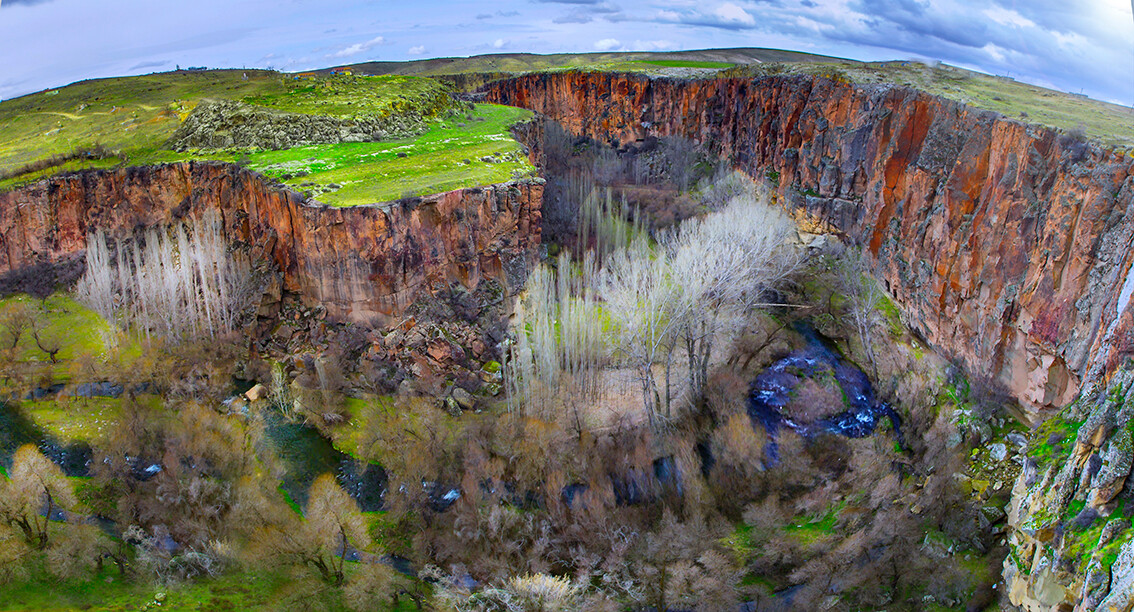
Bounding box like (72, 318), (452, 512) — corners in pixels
(1, 0), (1131, 105)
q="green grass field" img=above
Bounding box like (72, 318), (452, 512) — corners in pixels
(0, 294), (143, 382)
(257, 103), (534, 205)
(134, 102), (534, 206)
(241, 73), (453, 118)
(632, 60), (734, 69)
(335, 47), (837, 78)
(0, 563), (419, 611)
(0, 71), (529, 203)
(0, 70), (284, 177)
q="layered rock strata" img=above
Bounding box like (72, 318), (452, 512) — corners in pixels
(0, 162), (542, 325)
(486, 72), (1134, 419)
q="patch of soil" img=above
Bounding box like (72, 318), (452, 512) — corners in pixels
(781, 374), (847, 423)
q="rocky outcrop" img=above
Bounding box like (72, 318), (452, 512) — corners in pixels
(485, 72), (1134, 420)
(0, 162), (542, 325)
(168, 100), (442, 151)
(1003, 367), (1134, 611)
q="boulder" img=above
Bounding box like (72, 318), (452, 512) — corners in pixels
(451, 387), (475, 411)
(244, 384), (268, 402)
(1097, 539), (1134, 611)
(1090, 429), (1133, 508)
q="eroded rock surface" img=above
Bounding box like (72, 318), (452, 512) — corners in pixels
(0, 162), (542, 325)
(486, 72), (1134, 420)
(169, 100), (441, 151)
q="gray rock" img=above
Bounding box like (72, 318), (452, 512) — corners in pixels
(168, 100), (430, 151)
(990, 442), (1008, 462)
(451, 387), (475, 411)
(1097, 538), (1134, 611)
(1091, 429), (1133, 507)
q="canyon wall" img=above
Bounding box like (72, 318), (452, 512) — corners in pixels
(486, 72), (1134, 419)
(0, 162), (542, 325)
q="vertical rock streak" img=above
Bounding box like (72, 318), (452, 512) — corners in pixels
(0, 162), (542, 325)
(486, 72), (1134, 417)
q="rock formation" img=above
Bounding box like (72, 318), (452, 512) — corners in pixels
(0, 162), (542, 325)
(485, 72), (1134, 420)
(486, 70), (1134, 611)
(168, 99), (456, 151)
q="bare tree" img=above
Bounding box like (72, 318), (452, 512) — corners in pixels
(76, 208), (256, 342)
(836, 249), (883, 378)
(0, 445), (77, 550)
(510, 172), (799, 428)
(601, 236), (679, 429)
(602, 176), (799, 424)
(504, 250), (609, 432)
(664, 136), (700, 193)
(30, 305), (62, 363)
(662, 181), (799, 406)
(0, 301), (35, 353)
(250, 474), (370, 586)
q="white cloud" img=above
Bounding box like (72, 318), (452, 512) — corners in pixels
(983, 7), (1036, 29)
(408, 45), (425, 55)
(330, 35), (385, 58)
(981, 42), (1007, 63)
(714, 2), (755, 27)
(594, 38), (622, 50)
(633, 39), (675, 51)
(493, 38), (507, 49)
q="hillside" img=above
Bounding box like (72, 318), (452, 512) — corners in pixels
(339, 48), (1134, 149)
(0, 70), (535, 205)
(1, 48), (1129, 203)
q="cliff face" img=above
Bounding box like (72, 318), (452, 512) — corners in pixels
(0, 162), (542, 325)
(486, 73), (1134, 419)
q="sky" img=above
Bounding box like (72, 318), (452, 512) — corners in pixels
(0, 0), (1131, 106)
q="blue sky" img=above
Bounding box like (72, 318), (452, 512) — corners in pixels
(1, 0), (1132, 105)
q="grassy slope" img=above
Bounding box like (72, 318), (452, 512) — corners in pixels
(265, 103), (534, 205)
(795, 61), (1134, 148)
(0, 563), (417, 611)
(343, 48), (1134, 148)
(241, 73), (451, 117)
(137, 102), (534, 206)
(0, 70), (284, 177)
(0, 294), (152, 444)
(0, 72), (531, 204)
(0, 294), (141, 381)
(332, 47), (839, 76)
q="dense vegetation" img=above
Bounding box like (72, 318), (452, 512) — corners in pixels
(0, 127), (1025, 610)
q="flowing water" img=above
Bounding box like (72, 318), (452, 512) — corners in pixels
(261, 409), (387, 511)
(747, 321), (904, 462)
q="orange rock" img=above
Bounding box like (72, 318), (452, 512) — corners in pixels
(0, 162), (542, 328)
(486, 73), (1134, 416)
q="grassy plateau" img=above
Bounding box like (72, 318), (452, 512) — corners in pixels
(0, 71), (534, 204)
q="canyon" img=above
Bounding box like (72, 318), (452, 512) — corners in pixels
(2, 70), (1134, 608)
(0, 162), (542, 326)
(485, 70), (1134, 611)
(486, 72), (1134, 421)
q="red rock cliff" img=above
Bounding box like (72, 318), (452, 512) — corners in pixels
(487, 72), (1134, 417)
(0, 162), (542, 325)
